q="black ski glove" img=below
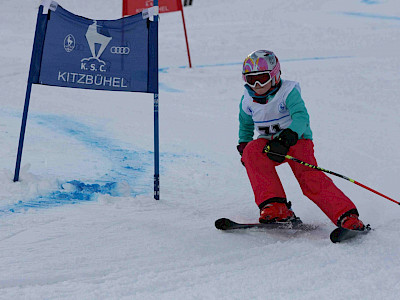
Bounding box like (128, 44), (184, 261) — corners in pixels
(237, 142), (248, 156)
(263, 129), (298, 163)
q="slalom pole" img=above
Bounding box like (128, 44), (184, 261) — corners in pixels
(14, 82), (33, 182)
(153, 0), (160, 200)
(178, 0), (192, 68)
(14, 5), (48, 182)
(264, 148), (399, 206)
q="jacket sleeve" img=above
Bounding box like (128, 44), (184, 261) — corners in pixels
(238, 96), (254, 143)
(285, 88), (310, 138)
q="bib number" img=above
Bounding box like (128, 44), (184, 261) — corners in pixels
(258, 123), (282, 135)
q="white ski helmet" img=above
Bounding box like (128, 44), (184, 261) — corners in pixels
(242, 50), (281, 88)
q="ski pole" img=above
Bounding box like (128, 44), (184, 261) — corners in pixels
(264, 148), (399, 206)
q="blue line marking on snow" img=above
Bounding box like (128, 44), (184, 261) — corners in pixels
(0, 114), (160, 216)
(0, 180), (118, 216)
(159, 56), (353, 73)
(340, 12), (400, 21)
(159, 82), (183, 93)
(282, 56), (353, 62)
(62, 180), (118, 196)
(33, 114), (155, 194)
(361, 0), (381, 4)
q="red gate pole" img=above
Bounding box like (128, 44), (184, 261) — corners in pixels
(178, 0), (192, 68)
(122, 0), (126, 16)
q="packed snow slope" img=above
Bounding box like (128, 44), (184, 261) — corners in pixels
(0, 0), (400, 299)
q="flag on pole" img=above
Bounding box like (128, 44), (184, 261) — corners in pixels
(123, 0), (180, 16)
(123, 0), (192, 68)
(14, 0), (160, 199)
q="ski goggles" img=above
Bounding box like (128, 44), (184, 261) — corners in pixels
(244, 71), (272, 88)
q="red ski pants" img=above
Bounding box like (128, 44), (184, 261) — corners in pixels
(241, 138), (357, 224)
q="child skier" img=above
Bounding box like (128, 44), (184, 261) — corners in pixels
(237, 50), (365, 230)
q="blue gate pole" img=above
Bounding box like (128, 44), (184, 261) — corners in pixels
(14, 5), (48, 182)
(13, 83), (33, 182)
(153, 0), (160, 200)
(154, 93), (160, 200)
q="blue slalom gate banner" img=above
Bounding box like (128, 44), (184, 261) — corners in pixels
(14, 0), (160, 200)
(37, 3), (158, 92)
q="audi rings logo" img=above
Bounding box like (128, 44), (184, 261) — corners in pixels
(110, 46), (130, 55)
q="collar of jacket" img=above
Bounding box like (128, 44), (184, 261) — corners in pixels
(244, 81), (282, 104)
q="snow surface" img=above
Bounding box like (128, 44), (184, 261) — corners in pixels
(0, 0), (400, 299)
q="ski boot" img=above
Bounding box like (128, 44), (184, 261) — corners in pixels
(259, 199), (295, 223)
(339, 213), (365, 231)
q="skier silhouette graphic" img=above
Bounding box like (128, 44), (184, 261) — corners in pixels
(83, 21), (112, 63)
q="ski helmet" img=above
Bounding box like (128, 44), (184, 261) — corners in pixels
(242, 50), (281, 88)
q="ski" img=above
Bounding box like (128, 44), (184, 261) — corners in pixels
(215, 217), (313, 231)
(216, 218), (371, 243)
(330, 225), (371, 243)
